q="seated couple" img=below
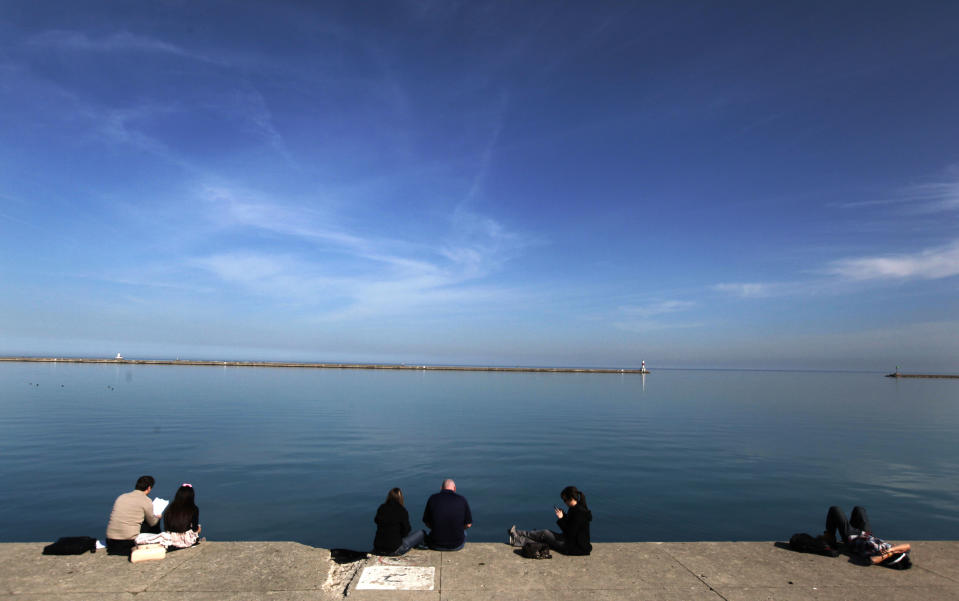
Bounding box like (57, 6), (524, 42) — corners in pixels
(105, 476), (202, 555)
(373, 478), (472, 555)
(508, 486), (592, 556)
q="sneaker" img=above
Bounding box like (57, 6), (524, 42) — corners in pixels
(507, 525), (518, 546)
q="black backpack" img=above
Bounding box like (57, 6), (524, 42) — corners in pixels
(521, 541), (552, 559)
(330, 548), (368, 564)
(789, 533), (840, 557)
(42, 537), (97, 555)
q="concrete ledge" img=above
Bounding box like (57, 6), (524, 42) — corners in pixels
(2, 541), (956, 600)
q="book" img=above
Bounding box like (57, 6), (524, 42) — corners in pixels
(152, 497), (169, 517)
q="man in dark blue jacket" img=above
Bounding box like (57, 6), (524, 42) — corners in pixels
(422, 478), (472, 551)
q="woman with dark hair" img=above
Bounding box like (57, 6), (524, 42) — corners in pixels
(508, 485), (592, 555)
(160, 483), (201, 548)
(373, 488), (426, 555)
(164, 484), (200, 534)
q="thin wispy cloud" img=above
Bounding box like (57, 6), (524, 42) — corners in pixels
(189, 185), (529, 319)
(190, 249), (519, 321)
(896, 180), (959, 213)
(614, 320), (704, 334)
(716, 239), (959, 298)
(28, 30), (222, 65)
(200, 186), (433, 272)
(30, 30), (190, 56)
(613, 300), (702, 333)
(228, 84), (292, 160)
(97, 105), (172, 154)
(619, 300), (696, 318)
(828, 240), (959, 281)
(442, 206), (530, 280)
(836, 171), (959, 214)
(713, 282), (779, 298)
(463, 94), (509, 205)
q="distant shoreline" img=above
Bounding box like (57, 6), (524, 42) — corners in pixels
(885, 372), (959, 379)
(0, 356), (651, 374)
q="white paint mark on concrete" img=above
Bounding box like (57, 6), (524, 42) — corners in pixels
(356, 565), (435, 590)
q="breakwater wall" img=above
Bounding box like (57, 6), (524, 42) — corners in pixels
(3, 541), (956, 600)
(0, 356), (650, 374)
(885, 373), (959, 379)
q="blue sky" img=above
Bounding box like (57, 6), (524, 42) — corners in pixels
(1, 1), (957, 370)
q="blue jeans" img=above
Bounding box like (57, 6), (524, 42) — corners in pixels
(392, 529), (427, 555)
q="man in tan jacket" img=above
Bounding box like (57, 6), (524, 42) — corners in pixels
(105, 475), (160, 555)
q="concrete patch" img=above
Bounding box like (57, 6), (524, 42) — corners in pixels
(356, 566), (436, 590)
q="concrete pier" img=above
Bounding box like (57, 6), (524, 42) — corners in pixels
(0, 357), (649, 374)
(2, 541), (957, 600)
(885, 372), (959, 379)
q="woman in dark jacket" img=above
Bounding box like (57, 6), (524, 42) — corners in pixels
(373, 488), (426, 555)
(508, 485), (592, 555)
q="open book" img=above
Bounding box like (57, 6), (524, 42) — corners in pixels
(152, 497), (169, 517)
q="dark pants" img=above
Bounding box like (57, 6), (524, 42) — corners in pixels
(826, 506), (872, 542)
(106, 519), (161, 555)
(105, 538), (135, 555)
(511, 529), (571, 555)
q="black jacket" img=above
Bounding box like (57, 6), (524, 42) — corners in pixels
(557, 503), (592, 555)
(422, 490), (472, 549)
(374, 500), (411, 553)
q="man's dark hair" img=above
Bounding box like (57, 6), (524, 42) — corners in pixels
(135, 475), (155, 491)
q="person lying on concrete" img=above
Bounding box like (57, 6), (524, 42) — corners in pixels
(508, 485), (593, 555)
(824, 505), (911, 568)
(373, 487), (426, 555)
(105, 475), (161, 555)
(422, 478), (472, 551)
(134, 483), (202, 550)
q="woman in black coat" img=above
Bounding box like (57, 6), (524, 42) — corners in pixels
(508, 485), (593, 555)
(373, 488), (426, 555)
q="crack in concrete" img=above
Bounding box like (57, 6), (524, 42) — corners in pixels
(140, 544), (207, 593)
(660, 545), (730, 601)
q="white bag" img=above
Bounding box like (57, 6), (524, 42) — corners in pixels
(130, 543), (166, 563)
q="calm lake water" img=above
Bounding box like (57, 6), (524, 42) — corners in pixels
(1, 362), (957, 547)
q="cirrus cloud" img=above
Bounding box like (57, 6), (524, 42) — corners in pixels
(828, 240), (959, 281)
